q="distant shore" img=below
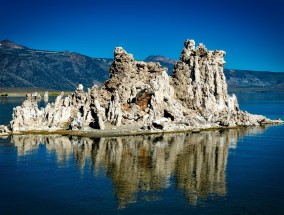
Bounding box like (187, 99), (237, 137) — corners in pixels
(0, 89), (72, 97)
(228, 87), (284, 93)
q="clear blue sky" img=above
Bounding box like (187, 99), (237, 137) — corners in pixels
(0, 0), (283, 72)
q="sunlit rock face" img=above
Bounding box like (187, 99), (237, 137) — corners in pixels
(9, 39), (274, 133)
(11, 127), (266, 207)
(173, 41), (237, 116)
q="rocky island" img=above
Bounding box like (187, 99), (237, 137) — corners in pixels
(0, 39), (282, 136)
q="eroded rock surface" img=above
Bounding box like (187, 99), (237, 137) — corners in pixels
(0, 125), (10, 135)
(7, 39), (280, 133)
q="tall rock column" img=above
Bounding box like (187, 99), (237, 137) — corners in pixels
(172, 39), (239, 113)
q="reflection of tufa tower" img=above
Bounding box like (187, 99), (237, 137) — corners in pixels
(175, 133), (228, 205)
(97, 132), (230, 208)
(11, 126), (267, 208)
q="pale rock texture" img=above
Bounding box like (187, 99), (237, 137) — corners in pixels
(0, 125), (10, 135)
(44, 91), (49, 102)
(7, 39), (279, 133)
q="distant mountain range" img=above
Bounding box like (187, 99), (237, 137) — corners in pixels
(1, 40), (283, 92)
(0, 40), (112, 91)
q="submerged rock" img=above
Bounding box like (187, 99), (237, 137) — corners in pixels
(7, 39), (282, 133)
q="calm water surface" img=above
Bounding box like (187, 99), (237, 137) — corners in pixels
(0, 93), (284, 215)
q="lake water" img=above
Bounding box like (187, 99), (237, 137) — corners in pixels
(0, 93), (284, 215)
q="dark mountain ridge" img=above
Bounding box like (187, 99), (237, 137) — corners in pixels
(0, 40), (283, 92)
(0, 40), (112, 90)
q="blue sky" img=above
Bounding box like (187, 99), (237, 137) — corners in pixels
(0, 0), (283, 72)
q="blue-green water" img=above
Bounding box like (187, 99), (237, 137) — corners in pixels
(0, 93), (284, 215)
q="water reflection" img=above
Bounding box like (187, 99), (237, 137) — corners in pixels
(11, 126), (266, 208)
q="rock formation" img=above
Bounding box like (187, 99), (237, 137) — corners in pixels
(26, 91), (41, 101)
(4, 39), (282, 134)
(0, 125), (9, 135)
(44, 91), (49, 102)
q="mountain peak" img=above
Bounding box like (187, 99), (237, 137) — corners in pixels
(0, 39), (27, 49)
(145, 55), (177, 65)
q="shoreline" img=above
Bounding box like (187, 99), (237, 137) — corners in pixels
(0, 91), (73, 97)
(1, 120), (283, 138)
